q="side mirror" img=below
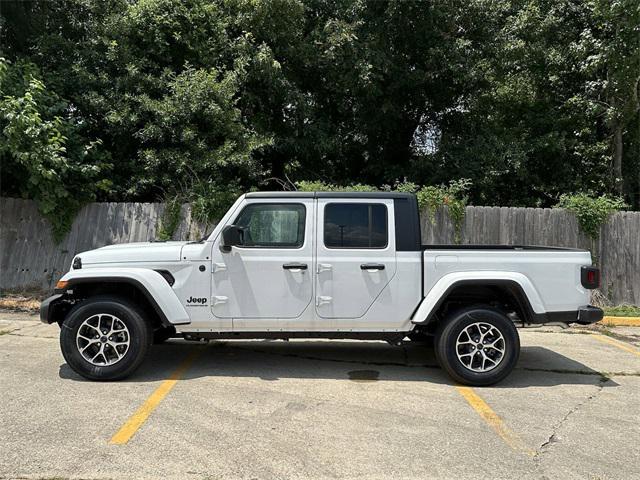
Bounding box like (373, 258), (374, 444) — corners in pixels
(220, 225), (244, 252)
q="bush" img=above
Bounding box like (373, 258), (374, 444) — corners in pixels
(555, 193), (626, 239)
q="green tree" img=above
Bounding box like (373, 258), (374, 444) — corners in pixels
(1, 0), (638, 222)
(0, 58), (109, 241)
(588, 0), (640, 199)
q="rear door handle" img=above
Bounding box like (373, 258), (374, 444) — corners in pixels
(283, 263), (308, 271)
(360, 263), (385, 271)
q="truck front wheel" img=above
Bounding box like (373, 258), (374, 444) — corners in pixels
(60, 295), (151, 381)
(434, 307), (519, 386)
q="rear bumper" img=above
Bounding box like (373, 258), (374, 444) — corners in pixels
(39, 294), (63, 324)
(576, 305), (604, 325)
(538, 305), (603, 325)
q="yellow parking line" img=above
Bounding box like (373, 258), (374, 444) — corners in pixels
(601, 316), (640, 327)
(593, 335), (640, 357)
(109, 348), (202, 445)
(456, 386), (535, 456)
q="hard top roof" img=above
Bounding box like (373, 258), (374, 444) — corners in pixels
(245, 191), (416, 199)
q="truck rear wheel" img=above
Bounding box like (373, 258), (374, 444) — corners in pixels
(434, 307), (519, 386)
(60, 295), (151, 381)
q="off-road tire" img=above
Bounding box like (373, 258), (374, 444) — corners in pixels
(60, 295), (151, 381)
(434, 306), (519, 386)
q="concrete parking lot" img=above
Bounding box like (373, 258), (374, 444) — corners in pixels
(1, 311), (639, 480)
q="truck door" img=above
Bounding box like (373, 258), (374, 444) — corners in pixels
(315, 198), (397, 319)
(210, 198), (314, 324)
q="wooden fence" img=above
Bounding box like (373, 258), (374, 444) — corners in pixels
(1, 197), (639, 305)
(0, 198), (214, 293)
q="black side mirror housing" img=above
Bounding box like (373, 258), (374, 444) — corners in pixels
(220, 225), (244, 252)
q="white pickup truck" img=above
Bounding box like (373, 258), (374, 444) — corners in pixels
(41, 192), (603, 385)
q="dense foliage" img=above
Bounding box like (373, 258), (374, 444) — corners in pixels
(556, 193), (627, 239)
(1, 0), (638, 234)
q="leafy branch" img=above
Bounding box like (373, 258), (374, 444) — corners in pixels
(416, 179), (472, 244)
(555, 193), (626, 239)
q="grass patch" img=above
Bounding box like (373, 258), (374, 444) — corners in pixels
(603, 305), (640, 317)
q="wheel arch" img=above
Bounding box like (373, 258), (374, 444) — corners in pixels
(412, 273), (545, 328)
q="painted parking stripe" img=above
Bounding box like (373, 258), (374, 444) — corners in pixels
(456, 386), (535, 456)
(109, 348), (203, 445)
(593, 335), (640, 357)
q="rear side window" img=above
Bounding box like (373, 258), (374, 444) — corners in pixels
(324, 203), (388, 249)
(234, 203), (306, 248)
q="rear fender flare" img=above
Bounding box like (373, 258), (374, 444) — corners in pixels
(411, 271), (544, 325)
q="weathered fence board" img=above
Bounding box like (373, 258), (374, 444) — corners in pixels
(1, 197), (638, 304)
(0, 199), (208, 291)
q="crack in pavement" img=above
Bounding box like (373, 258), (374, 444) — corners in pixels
(534, 375), (610, 460)
(6, 331), (57, 340)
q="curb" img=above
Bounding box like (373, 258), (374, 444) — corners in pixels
(601, 316), (640, 327)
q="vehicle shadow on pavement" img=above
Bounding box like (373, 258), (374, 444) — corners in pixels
(58, 339), (617, 389)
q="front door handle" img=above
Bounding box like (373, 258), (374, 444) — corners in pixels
(360, 263), (385, 271)
(283, 263), (308, 271)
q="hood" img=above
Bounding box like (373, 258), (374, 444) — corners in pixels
(77, 241), (188, 265)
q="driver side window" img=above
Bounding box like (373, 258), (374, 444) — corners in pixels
(234, 203), (306, 248)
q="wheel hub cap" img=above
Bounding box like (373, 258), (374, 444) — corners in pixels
(76, 314), (130, 366)
(455, 322), (506, 373)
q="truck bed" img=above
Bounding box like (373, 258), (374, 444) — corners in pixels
(421, 246), (593, 314)
(422, 244), (585, 251)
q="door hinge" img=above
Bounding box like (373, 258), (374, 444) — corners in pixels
(212, 296), (228, 306)
(316, 296), (333, 306)
(212, 263), (227, 273)
(317, 263), (332, 273)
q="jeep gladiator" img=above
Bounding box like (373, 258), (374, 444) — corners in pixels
(41, 192), (603, 385)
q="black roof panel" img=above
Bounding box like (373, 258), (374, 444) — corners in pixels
(245, 191), (416, 199)
(245, 192), (314, 198)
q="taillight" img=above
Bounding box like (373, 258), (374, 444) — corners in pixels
(581, 266), (600, 289)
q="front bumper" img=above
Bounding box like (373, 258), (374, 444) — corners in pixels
(576, 305), (604, 325)
(39, 294), (63, 324)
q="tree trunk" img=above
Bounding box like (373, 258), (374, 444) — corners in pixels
(613, 124), (624, 196)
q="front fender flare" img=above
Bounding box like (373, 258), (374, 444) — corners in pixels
(411, 271), (545, 325)
(56, 268), (190, 326)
